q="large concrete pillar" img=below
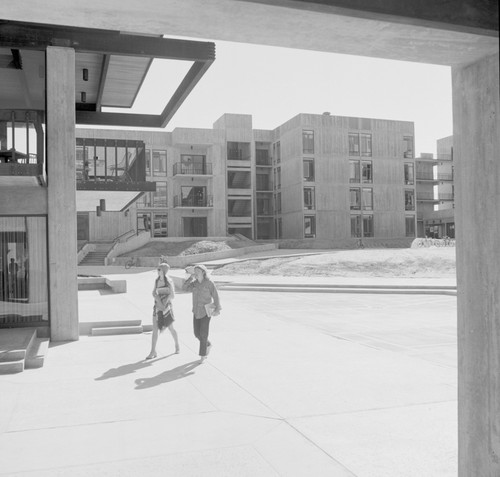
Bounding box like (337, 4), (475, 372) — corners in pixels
(453, 52), (500, 476)
(46, 46), (79, 341)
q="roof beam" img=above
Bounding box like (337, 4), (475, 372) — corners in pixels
(75, 111), (161, 128)
(160, 59), (214, 128)
(0, 21), (216, 61)
(95, 54), (110, 112)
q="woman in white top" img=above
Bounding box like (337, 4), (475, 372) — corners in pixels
(146, 262), (180, 359)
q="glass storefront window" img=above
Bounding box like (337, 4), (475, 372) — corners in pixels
(0, 216), (48, 328)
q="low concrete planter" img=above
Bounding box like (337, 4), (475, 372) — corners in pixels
(77, 277), (127, 293)
(109, 243), (278, 269)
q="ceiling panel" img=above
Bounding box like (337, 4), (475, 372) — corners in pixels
(101, 55), (152, 108)
(75, 52), (104, 106)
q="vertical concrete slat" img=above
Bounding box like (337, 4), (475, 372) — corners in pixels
(46, 46), (79, 341)
(453, 52), (500, 476)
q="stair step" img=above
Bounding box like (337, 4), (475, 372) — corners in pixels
(0, 359), (24, 374)
(0, 348), (26, 362)
(80, 319), (141, 335)
(25, 338), (50, 369)
(91, 325), (144, 336)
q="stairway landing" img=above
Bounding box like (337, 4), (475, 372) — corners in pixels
(0, 328), (49, 374)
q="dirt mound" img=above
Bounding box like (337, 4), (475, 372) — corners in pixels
(123, 239), (252, 257)
(212, 247), (457, 278)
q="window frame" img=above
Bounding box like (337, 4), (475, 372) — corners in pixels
(361, 160), (373, 183)
(304, 215), (316, 238)
(360, 133), (372, 157)
(349, 160), (360, 183)
(152, 150), (167, 176)
(303, 186), (316, 210)
(350, 187), (361, 210)
(404, 162), (414, 185)
(405, 189), (415, 211)
(303, 158), (315, 181)
(302, 130), (314, 154)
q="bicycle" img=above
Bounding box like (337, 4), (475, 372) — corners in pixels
(125, 256), (138, 269)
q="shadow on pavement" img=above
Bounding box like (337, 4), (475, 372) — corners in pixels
(134, 360), (200, 390)
(95, 354), (175, 380)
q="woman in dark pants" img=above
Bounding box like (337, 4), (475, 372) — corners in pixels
(182, 264), (221, 364)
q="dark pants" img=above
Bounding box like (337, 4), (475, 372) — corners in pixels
(193, 315), (211, 356)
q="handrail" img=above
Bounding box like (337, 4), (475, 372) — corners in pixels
(114, 229), (136, 244)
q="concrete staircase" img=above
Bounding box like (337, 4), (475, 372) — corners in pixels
(80, 242), (114, 266)
(0, 328), (50, 374)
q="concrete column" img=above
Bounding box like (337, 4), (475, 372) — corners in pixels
(46, 46), (79, 341)
(453, 52), (500, 476)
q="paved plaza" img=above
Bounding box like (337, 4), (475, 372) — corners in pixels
(1, 268), (458, 476)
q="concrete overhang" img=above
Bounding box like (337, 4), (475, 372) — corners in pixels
(0, 20), (215, 128)
(76, 190), (142, 212)
(0, 1), (497, 67)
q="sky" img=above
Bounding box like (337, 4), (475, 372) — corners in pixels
(104, 39), (453, 156)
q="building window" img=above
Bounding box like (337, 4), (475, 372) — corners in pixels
(360, 133), (372, 156)
(405, 216), (415, 237)
(350, 188), (361, 210)
(0, 217), (48, 322)
(152, 150), (167, 175)
(137, 212), (151, 233)
(153, 213), (168, 237)
(404, 163), (414, 185)
(256, 173), (270, 191)
(362, 188), (373, 211)
(349, 133), (360, 156)
(351, 215), (361, 237)
(137, 192), (153, 208)
(153, 182), (167, 207)
(361, 161), (372, 183)
(405, 190), (415, 211)
(302, 130), (314, 154)
(275, 192), (282, 214)
(180, 154), (206, 174)
(277, 217), (282, 239)
(304, 187), (315, 210)
(183, 217), (207, 237)
(274, 141), (281, 163)
(227, 141), (250, 161)
(257, 197), (272, 215)
(404, 136), (414, 158)
(181, 186), (207, 207)
(304, 215), (316, 238)
(363, 215), (374, 237)
(145, 149), (151, 176)
(349, 160), (360, 183)
(303, 158), (315, 181)
(275, 167), (281, 189)
(256, 148), (271, 166)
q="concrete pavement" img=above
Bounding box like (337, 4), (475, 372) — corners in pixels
(1, 267), (458, 476)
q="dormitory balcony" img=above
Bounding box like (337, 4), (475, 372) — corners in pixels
(0, 151), (42, 177)
(76, 138), (155, 192)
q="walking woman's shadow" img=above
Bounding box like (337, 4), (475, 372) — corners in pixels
(134, 360), (200, 390)
(95, 354), (174, 381)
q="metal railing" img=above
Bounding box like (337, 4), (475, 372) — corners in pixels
(173, 162), (212, 175)
(173, 195), (213, 207)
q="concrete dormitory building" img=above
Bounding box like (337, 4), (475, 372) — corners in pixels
(76, 112), (417, 246)
(415, 135), (455, 239)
